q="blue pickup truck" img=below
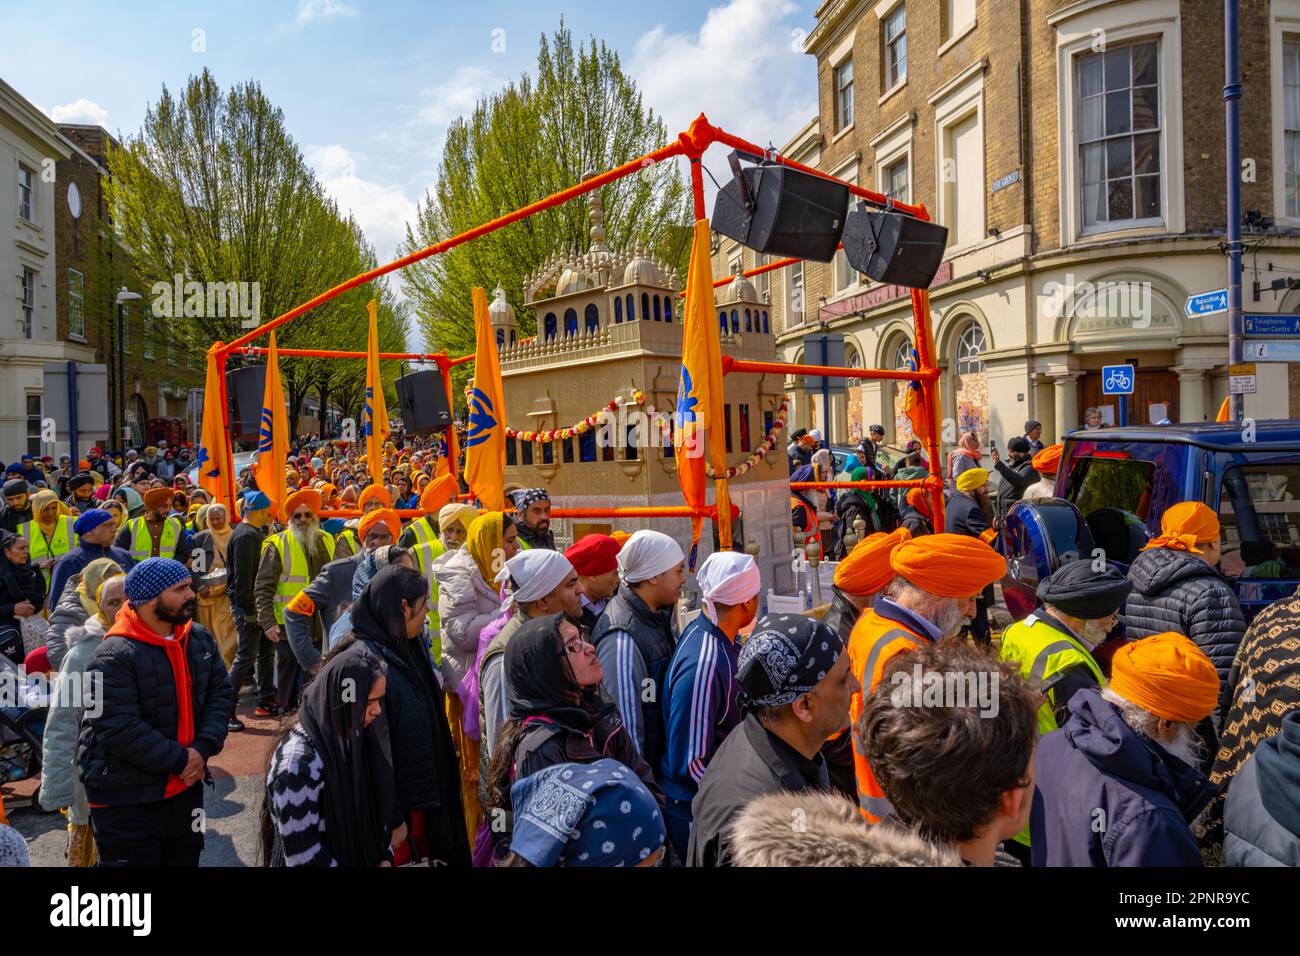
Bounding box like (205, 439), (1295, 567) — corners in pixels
(1001, 420), (1300, 622)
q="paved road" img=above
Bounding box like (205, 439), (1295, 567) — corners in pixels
(3, 694), (279, 868)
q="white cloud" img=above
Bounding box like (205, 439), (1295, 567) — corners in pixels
(47, 98), (109, 126)
(296, 0), (358, 26)
(628, 0), (817, 176)
(415, 65), (503, 129)
(306, 144), (417, 268)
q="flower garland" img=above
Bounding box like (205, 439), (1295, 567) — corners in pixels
(474, 385), (789, 479)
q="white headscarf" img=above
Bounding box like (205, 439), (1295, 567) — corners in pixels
(696, 552), (761, 622)
(496, 550), (575, 609)
(617, 530), (685, 585)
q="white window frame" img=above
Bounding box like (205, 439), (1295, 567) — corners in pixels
(828, 160), (861, 296)
(1271, 3), (1300, 226)
(872, 111), (914, 204)
(881, 3), (907, 96)
(17, 163), (35, 223)
(940, 0), (977, 54)
(1053, 0), (1185, 244)
(755, 253), (770, 302)
(19, 268), (36, 339)
(68, 268), (85, 340)
(834, 57), (855, 135)
(787, 260), (805, 329)
(932, 63), (986, 254)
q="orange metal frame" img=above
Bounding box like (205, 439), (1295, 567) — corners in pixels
(209, 114), (945, 528)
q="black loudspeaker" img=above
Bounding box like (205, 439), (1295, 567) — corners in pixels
(841, 203), (949, 289)
(226, 366), (267, 442)
(394, 371), (453, 434)
(711, 153), (848, 262)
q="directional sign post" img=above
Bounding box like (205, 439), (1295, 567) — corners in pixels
(1102, 363), (1135, 427)
(1185, 289), (1229, 319)
(1243, 314), (1300, 337)
(1246, 340), (1300, 361)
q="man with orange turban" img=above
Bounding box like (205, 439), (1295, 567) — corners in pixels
(900, 487), (933, 536)
(847, 533), (1007, 822)
(254, 486), (335, 712)
(1023, 444), (1062, 503)
(398, 472), (460, 550)
(1030, 632), (1219, 866)
(1125, 501), (1245, 750)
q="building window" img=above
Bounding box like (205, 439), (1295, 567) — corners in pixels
(580, 429), (596, 462)
(788, 261), (804, 327)
(730, 308), (740, 333)
(18, 164), (35, 222)
(944, 0), (975, 43)
(1078, 40), (1161, 229)
(835, 58), (854, 132)
(941, 110), (983, 246)
(602, 435), (615, 461)
(20, 268), (36, 338)
(585, 303), (599, 333)
(652, 297), (662, 322)
(26, 395), (42, 456)
(719, 310), (728, 334)
(739, 403), (752, 451)
(1285, 39), (1300, 217)
(729, 255), (742, 277)
(893, 337), (914, 371)
(885, 7), (907, 91)
(496, 328), (506, 350)
(626, 293), (634, 321)
(564, 308), (578, 337)
(664, 296), (673, 322)
(724, 404), (733, 453)
(506, 437), (517, 466)
(521, 441), (533, 466)
(955, 324), (985, 373)
(542, 440), (554, 464)
(756, 254), (770, 302)
(624, 423), (638, 461)
(761, 310), (769, 333)
(744, 308), (752, 332)
(641, 293), (650, 321)
(544, 313), (557, 340)
(563, 437), (575, 463)
(884, 156), (910, 203)
(614, 297), (623, 323)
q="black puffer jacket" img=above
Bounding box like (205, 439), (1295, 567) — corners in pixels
(1125, 547), (1246, 723)
(78, 621), (232, 806)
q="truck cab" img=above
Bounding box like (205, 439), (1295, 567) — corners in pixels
(1001, 421), (1300, 622)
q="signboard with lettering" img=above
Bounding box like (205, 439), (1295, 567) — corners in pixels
(1243, 314), (1300, 337)
(1184, 289), (1229, 319)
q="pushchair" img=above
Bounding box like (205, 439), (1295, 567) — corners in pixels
(0, 651), (48, 798)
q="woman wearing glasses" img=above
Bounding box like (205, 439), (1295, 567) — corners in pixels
(483, 613), (662, 860)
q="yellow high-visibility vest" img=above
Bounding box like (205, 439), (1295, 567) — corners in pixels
(336, 528), (358, 557)
(410, 517), (439, 547)
(126, 515), (182, 562)
(412, 539), (446, 661)
(21, 515), (75, 586)
(265, 529), (336, 625)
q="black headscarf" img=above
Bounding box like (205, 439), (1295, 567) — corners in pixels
(350, 566), (441, 701)
(0, 528), (44, 609)
(505, 612), (593, 730)
(296, 643), (396, 867)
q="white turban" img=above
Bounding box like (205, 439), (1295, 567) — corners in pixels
(496, 550), (575, 608)
(618, 530), (685, 585)
(696, 552), (761, 622)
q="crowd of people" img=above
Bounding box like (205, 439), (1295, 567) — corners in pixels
(0, 425), (1296, 870)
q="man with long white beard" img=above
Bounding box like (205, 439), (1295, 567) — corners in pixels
(254, 488), (335, 714)
(1030, 632), (1219, 866)
(846, 533), (1007, 824)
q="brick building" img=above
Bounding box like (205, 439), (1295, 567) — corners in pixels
(717, 0), (1300, 451)
(55, 123), (203, 452)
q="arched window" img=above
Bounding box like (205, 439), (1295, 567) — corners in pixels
(496, 328), (505, 350)
(893, 336), (914, 371)
(614, 297), (623, 323)
(510, 330), (517, 346)
(665, 297), (673, 322)
(626, 294), (634, 321)
(641, 293), (650, 321)
(846, 344), (862, 369)
(955, 323), (986, 374)
(544, 313), (557, 341)
(653, 297), (662, 322)
(761, 310), (769, 333)
(744, 308), (752, 332)
(730, 309), (740, 333)
(585, 303), (600, 333)
(718, 311), (728, 334)
(564, 308), (578, 337)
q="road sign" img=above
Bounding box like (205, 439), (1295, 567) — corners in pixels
(1243, 314), (1300, 337)
(1229, 363), (1257, 394)
(1246, 339), (1300, 361)
(1101, 364), (1135, 396)
(1184, 288), (1229, 319)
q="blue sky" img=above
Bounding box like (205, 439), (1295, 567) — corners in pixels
(3, 0), (820, 346)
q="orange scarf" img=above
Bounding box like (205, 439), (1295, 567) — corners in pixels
(107, 605), (196, 798)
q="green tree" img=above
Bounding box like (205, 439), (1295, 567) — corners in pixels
(106, 68), (408, 437)
(402, 22), (691, 385)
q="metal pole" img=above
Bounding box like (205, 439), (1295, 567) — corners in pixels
(1225, 0), (1244, 421)
(117, 301), (126, 452)
(66, 360), (78, 461)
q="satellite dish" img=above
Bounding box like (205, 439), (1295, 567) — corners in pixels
(67, 181), (82, 219)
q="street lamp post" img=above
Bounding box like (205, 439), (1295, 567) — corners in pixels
(116, 287), (142, 452)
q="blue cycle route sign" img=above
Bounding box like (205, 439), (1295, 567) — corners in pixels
(1184, 289), (1228, 319)
(1102, 364), (1135, 396)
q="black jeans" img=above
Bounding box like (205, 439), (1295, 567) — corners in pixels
(274, 639), (301, 712)
(90, 784), (205, 867)
(227, 619), (275, 713)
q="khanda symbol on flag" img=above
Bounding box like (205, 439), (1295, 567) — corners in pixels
(464, 286), (506, 510)
(196, 343), (232, 507)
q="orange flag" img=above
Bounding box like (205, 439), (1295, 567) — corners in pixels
(363, 299), (391, 490)
(464, 287), (505, 510)
(1215, 395), (1232, 422)
(250, 331), (289, 522)
(675, 218), (732, 563)
(197, 345), (233, 511)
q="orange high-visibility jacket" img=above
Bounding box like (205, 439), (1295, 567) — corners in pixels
(847, 608), (928, 822)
